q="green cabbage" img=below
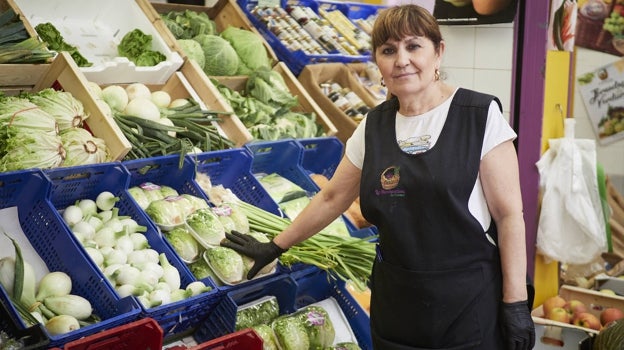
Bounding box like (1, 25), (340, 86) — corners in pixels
(251, 324), (280, 350)
(220, 26), (272, 75)
(192, 34), (239, 76)
(177, 38), (205, 69)
(186, 207), (226, 247)
(271, 315), (310, 350)
(165, 226), (200, 263)
(295, 305), (335, 349)
(204, 246), (244, 284)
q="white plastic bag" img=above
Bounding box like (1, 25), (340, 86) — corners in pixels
(536, 119), (607, 264)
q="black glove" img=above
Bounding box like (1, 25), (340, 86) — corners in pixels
(501, 300), (536, 350)
(221, 230), (287, 280)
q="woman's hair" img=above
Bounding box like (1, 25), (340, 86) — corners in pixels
(371, 5), (443, 61)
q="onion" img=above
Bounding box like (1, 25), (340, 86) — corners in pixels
(151, 90), (171, 108)
(102, 85), (128, 111)
(123, 97), (160, 120)
(126, 83), (152, 101)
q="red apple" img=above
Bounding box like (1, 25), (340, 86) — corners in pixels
(600, 307), (624, 326)
(542, 295), (567, 317)
(564, 299), (588, 318)
(546, 307), (571, 323)
(573, 312), (602, 330)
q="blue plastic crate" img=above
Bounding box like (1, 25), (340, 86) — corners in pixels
(292, 268), (372, 350)
(196, 271), (371, 348)
(44, 163), (221, 340)
(0, 168), (142, 348)
(237, 0), (371, 75)
(0, 288), (49, 350)
(297, 137), (344, 179)
(193, 274), (298, 343)
(186, 148), (281, 216)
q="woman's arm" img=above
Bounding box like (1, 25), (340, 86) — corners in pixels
(273, 156), (362, 249)
(480, 139), (528, 303)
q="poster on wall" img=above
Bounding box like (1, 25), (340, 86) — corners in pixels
(386, 0), (518, 24)
(433, 0), (518, 24)
(576, 0), (624, 56)
(577, 59), (624, 145)
(547, 0), (577, 52)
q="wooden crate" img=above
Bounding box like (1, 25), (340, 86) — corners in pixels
(298, 62), (377, 143)
(138, 0), (278, 67)
(531, 284), (624, 334)
(32, 52), (132, 161)
(178, 58), (253, 147)
(213, 61), (338, 137)
(97, 58), (252, 149)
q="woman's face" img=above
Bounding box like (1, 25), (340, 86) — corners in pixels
(375, 35), (443, 98)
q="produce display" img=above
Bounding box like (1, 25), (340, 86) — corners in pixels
(214, 66), (323, 140)
(59, 190), (213, 309)
(538, 292), (624, 331)
(0, 90), (111, 172)
(160, 9), (274, 76)
(89, 81), (233, 159)
(0, 236), (100, 336)
(0, 9), (53, 64)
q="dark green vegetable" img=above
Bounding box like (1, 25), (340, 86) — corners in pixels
(35, 22), (92, 66)
(593, 319), (624, 350)
(117, 29), (165, 67)
(235, 296), (280, 331)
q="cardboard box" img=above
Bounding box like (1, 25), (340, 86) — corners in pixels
(531, 284), (624, 334)
(32, 52), (132, 161)
(8, 0), (184, 84)
(139, 0), (278, 67)
(298, 62), (377, 143)
(214, 61), (338, 138)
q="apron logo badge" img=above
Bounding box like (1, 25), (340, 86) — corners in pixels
(380, 166), (400, 190)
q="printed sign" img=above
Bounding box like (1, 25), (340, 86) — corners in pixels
(577, 59), (624, 145)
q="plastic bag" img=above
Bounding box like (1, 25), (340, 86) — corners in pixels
(536, 120), (607, 264)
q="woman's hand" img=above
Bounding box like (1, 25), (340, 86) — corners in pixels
(221, 231), (287, 279)
(500, 300), (535, 350)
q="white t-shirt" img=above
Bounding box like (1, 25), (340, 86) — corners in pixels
(345, 90), (517, 231)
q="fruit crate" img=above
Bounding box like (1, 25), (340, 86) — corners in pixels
(237, 0), (371, 75)
(195, 271), (371, 349)
(245, 139), (358, 231)
(186, 147), (281, 216)
(0, 168), (142, 348)
(30, 51), (132, 162)
(8, 0), (184, 84)
(58, 318), (162, 350)
(531, 284), (624, 334)
(533, 324), (593, 350)
(212, 61), (337, 139)
(140, 0), (278, 67)
(297, 136), (344, 179)
(0, 291), (50, 350)
(43, 162), (221, 340)
(190, 329), (263, 350)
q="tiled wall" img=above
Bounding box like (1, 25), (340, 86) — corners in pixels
(440, 23), (515, 121)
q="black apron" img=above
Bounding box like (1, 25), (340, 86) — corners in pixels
(360, 88), (504, 349)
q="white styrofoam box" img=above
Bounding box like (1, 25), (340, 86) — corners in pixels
(13, 0), (183, 84)
(533, 325), (591, 350)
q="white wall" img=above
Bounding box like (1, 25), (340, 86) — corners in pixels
(440, 22), (515, 121)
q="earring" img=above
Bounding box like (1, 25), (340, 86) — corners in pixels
(434, 69), (440, 81)
(380, 78), (385, 87)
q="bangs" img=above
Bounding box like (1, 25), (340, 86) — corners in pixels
(371, 5), (441, 55)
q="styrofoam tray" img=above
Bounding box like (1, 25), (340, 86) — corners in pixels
(13, 0), (183, 84)
(305, 297), (358, 345)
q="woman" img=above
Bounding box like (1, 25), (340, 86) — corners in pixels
(223, 4), (535, 349)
